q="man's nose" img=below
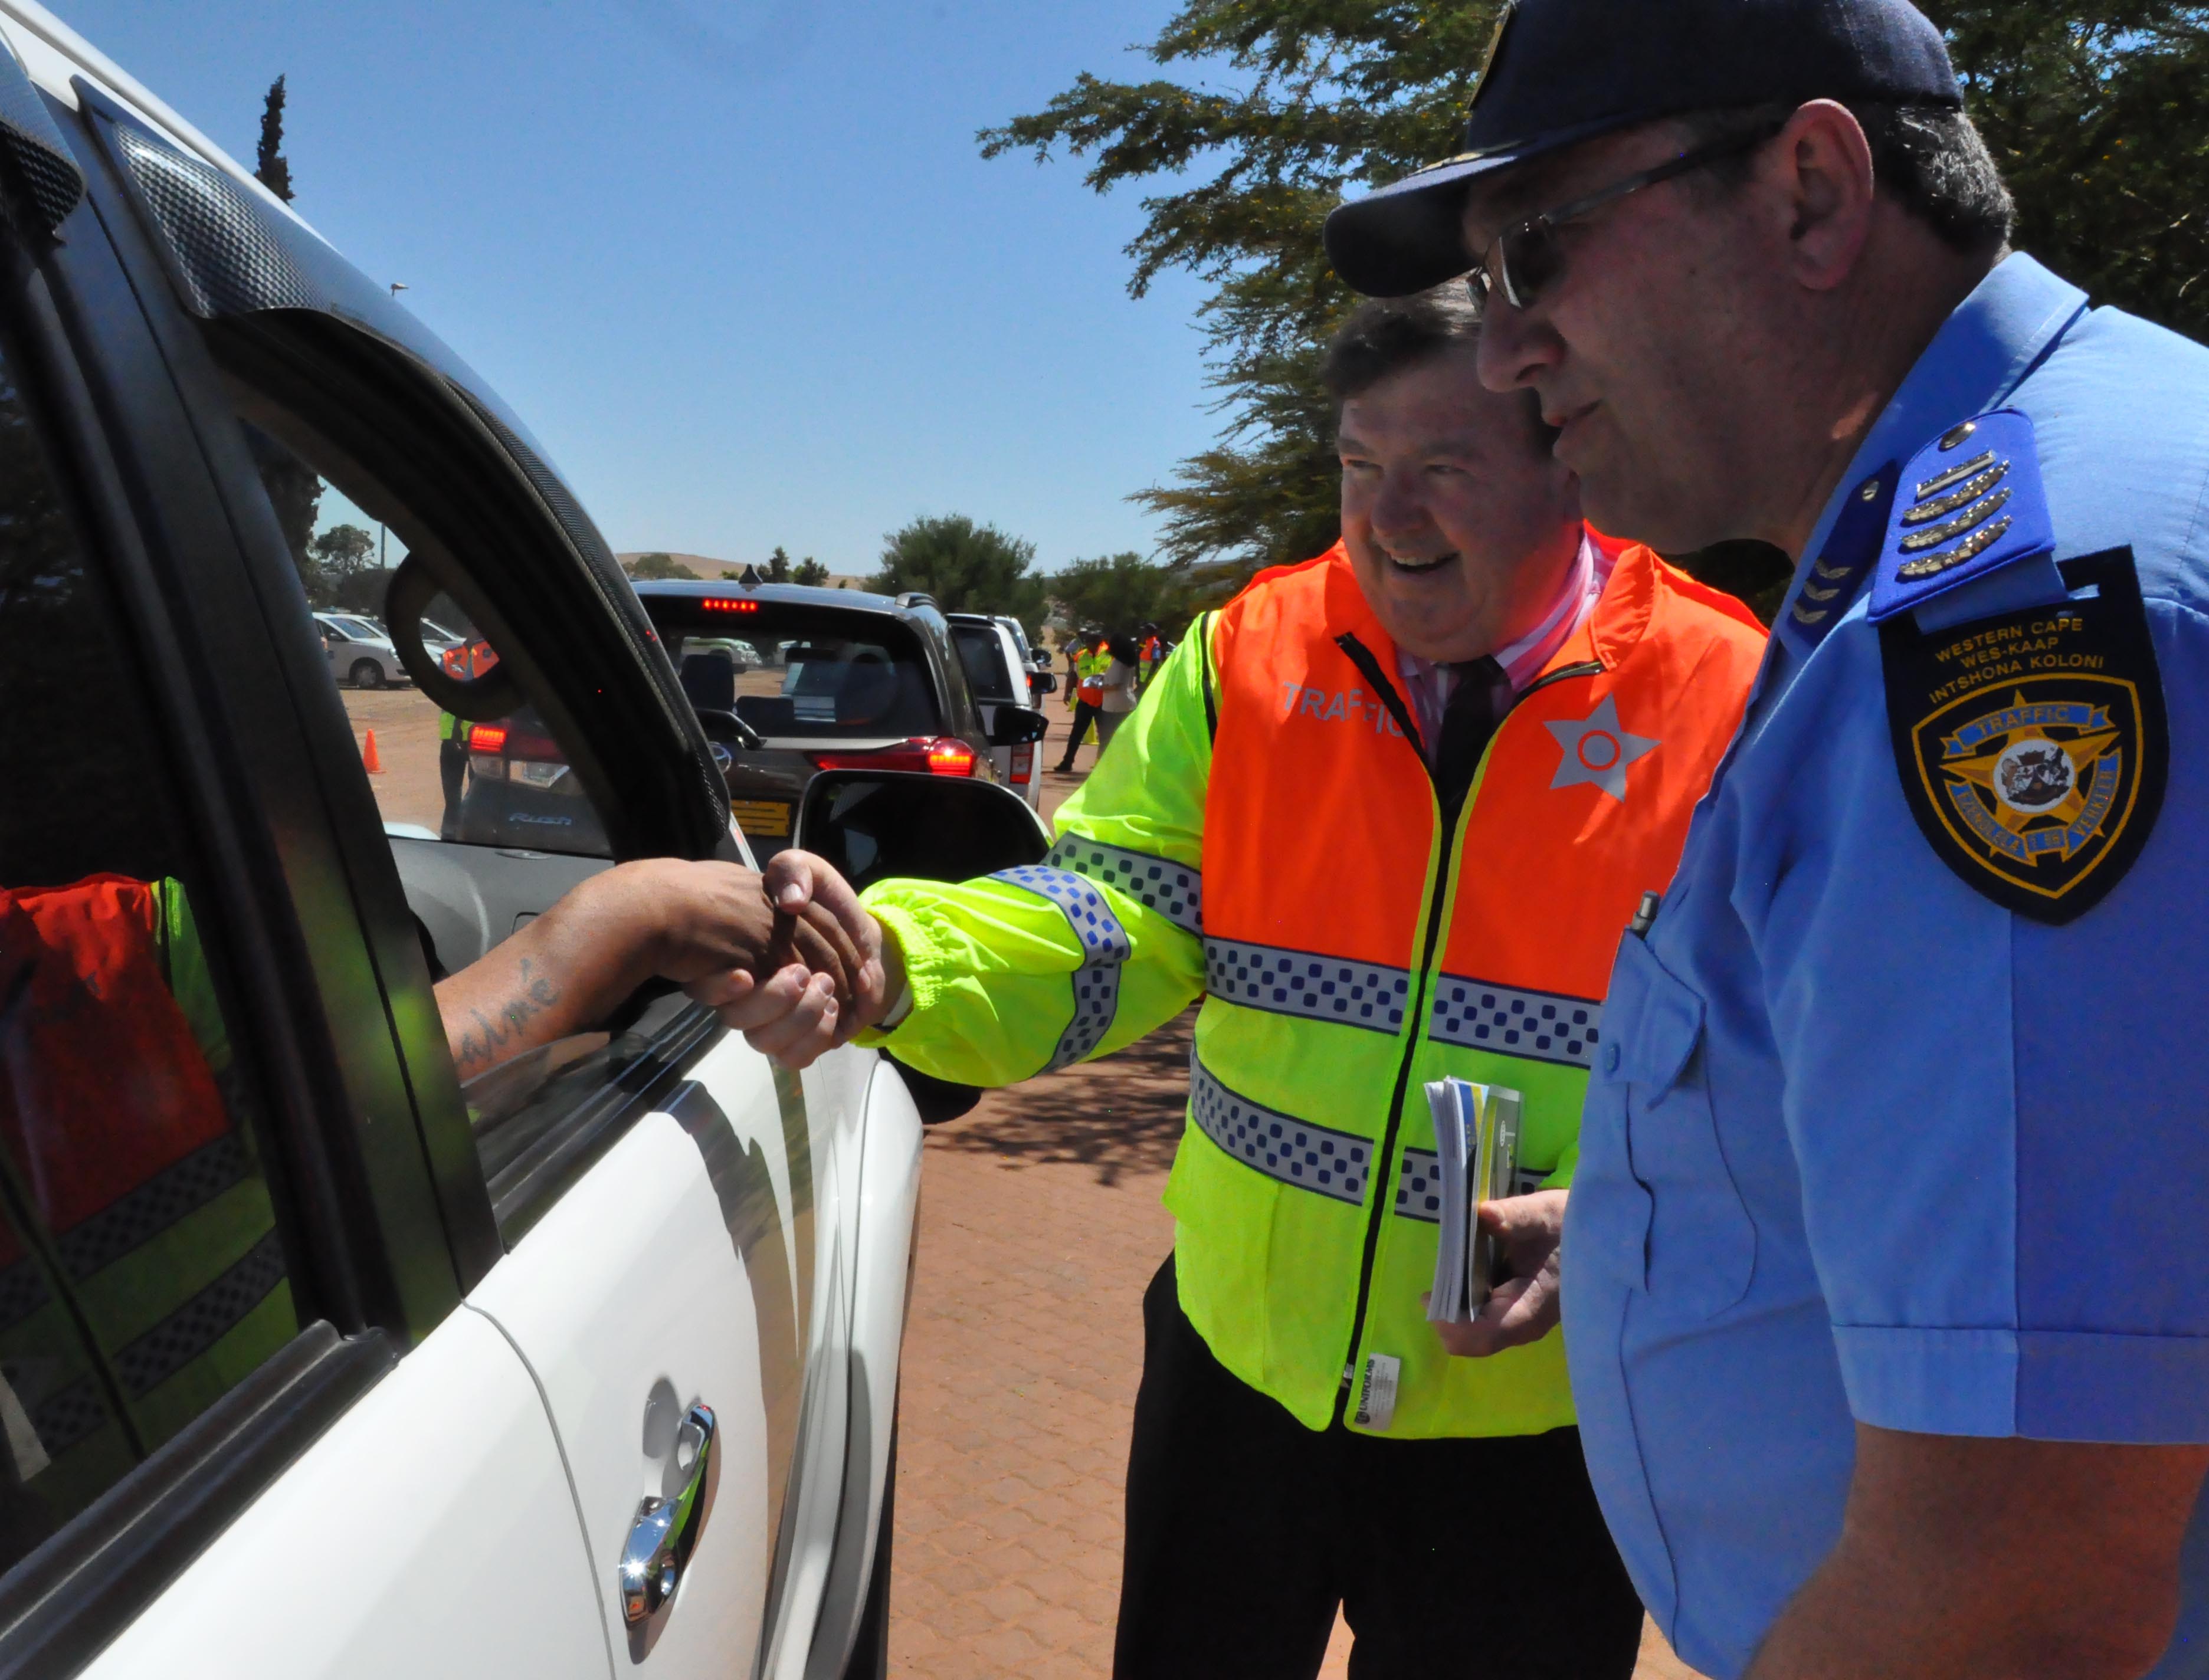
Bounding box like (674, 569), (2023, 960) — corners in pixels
(1476, 297), (1559, 395)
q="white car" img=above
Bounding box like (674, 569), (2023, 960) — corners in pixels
(0, 9), (1047, 1678)
(313, 610), (409, 688)
(947, 612), (1045, 808)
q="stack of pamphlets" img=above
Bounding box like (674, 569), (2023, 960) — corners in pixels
(1423, 1078), (1522, 1324)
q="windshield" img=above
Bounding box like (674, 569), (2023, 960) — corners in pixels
(330, 616), (382, 641)
(648, 601), (941, 740)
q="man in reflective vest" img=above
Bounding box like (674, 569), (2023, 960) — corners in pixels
(1135, 622), (1164, 693)
(700, 287), (1766, 1678)
(1053, 627), (1112, 775)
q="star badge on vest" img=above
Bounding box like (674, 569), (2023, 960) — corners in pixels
(1545, 694), (1657, 802)
(1872, 412), (2167, 924)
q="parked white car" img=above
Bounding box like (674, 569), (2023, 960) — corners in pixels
(948, 612), (1045, 808)
(0, 8), (1048, 1678)
(313, 610), (410, 689)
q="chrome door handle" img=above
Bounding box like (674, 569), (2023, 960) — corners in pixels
(620, 1401), (716, 1625)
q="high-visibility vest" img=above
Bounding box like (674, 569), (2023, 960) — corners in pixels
(1136, 636), (1163, 688)
(1172, 540), (1763, 1433)
(1076, 647), (1109, 708)
(0, 875), (291, 1512)
(863, 539), (1763, 1436)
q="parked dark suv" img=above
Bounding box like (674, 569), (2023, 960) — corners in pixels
(451, 584), (1034, 859)
(632, 583), (1017, 859)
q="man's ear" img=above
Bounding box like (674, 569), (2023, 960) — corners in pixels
(1767, 99), (1876, 293)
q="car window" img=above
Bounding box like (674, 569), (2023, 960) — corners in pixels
(243, 424), (616, 861)
(951, 624), (1014, 701)
(651, 603), (941, 741)
(0, 334), (302, 1571)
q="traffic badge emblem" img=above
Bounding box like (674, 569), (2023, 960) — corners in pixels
(1880, 549), (2167, 924)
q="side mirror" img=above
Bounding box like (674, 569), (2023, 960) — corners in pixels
(385, 555), (520, 721)
(793, 770), (1049, 891)
(987, 705), (1050, 747)
(1029, 671), (1058, 696)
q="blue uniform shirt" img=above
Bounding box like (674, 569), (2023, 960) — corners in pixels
(1563, 252), (2209, 1679)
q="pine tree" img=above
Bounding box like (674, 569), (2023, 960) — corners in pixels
(254, 76), (294, 204)
(984, 3), (2209, 601)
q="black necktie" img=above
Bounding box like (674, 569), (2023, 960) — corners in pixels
(1435, 655), (1510, 811)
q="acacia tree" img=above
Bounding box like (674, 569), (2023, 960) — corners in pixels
(1048, 552), (1194, 641)
(984, 4), (2209, 598)
(868, 514), (1048, 635)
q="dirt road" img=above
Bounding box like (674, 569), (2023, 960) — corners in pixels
(886, 709), (1706, 1678)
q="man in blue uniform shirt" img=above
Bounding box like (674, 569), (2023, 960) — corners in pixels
(1328, 1), (2209, 1676)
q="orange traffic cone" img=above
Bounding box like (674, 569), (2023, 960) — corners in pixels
(362, 729), (385, 774)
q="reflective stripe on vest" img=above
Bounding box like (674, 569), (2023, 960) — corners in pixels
(1165, 540), (1765, 1439)
(1188, 1051), (1372, 1205)
(1425, 973), (1602, 1067)
(1203, 938), (1412, 1035)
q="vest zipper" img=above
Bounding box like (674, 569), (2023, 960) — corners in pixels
(1323, 639), (1604, 1428)
(1327, 633), (1478, 1428)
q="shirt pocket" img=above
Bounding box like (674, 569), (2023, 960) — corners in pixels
(1606, 933), (1756, 1318)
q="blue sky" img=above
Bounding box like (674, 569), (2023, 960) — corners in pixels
(54, 0), (1225, 574)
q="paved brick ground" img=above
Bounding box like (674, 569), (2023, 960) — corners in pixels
(885, 713), (1705, 1677)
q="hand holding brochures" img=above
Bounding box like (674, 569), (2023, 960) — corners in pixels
(1423, 1078), (1522, 1325)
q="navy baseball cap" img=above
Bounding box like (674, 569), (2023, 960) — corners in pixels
(1325, 0), (1962, 298)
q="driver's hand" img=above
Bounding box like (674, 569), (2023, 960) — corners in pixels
(683, 849), (888, 1069)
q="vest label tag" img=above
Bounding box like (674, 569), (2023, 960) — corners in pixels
(1352, 1353), (1400, 1430)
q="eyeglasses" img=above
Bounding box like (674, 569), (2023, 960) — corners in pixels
(1465, 123), (1783, 314)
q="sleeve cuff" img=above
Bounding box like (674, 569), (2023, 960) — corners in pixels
(1834, 1324), (2209, 1443)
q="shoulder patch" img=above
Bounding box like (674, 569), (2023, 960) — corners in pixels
(1879, 549), (2167, 924)
(1867, 409), (2054, 625)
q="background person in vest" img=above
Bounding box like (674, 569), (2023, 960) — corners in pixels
(1134, 622), (1164, 693)
(1326, 1), (2209, 1675)
(1053, 626), (1110, 775)
(690, 287), (1766, 1679)
(1093, 631), (1140, 751)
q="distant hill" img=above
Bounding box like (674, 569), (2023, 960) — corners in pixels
(615, 551), (871, 590)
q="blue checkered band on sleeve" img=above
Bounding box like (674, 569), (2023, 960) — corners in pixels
(1203, 939), (1411, 1035)
(1188, 1052), (1371, 1205)
(1427, 976), (1601, 1068)
(1045, 835), (1203, 937)
(992, 864), (1132, 1071)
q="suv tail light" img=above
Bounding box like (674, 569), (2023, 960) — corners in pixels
(467, 723), (571, 786)
(807, 736), (978, 777)
(1010, 744), (1033, 785)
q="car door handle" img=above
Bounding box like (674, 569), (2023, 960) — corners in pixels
(620, 1401), (716, 1625)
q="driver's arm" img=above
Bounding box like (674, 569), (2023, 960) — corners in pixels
(432, 858), (861, 1081)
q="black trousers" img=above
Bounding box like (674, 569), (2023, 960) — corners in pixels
(1116, 1259), (1644, 1680)
(1057, 700), (1102, 767)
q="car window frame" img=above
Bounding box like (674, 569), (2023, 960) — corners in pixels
(0, 93), (410, 1680)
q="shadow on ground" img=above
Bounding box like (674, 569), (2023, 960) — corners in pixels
(924, 1008), (1195, 1188)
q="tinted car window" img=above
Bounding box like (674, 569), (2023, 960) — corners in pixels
(244, 425), (615, 859)
(658, 611), (939, 741)
(0, 334), (300, 1569)
(951, 624), (1013, 701)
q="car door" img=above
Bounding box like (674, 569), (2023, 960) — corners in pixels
(30, 60), (912, 1680)
(0, 32), (611, 1680)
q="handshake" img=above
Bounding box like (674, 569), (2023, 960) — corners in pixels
(668, 851), (897, 1068)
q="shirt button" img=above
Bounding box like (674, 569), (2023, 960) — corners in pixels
(1601, 1043), (1620, 1076)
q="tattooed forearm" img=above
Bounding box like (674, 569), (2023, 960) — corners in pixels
(450, 957), (565, 1077)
